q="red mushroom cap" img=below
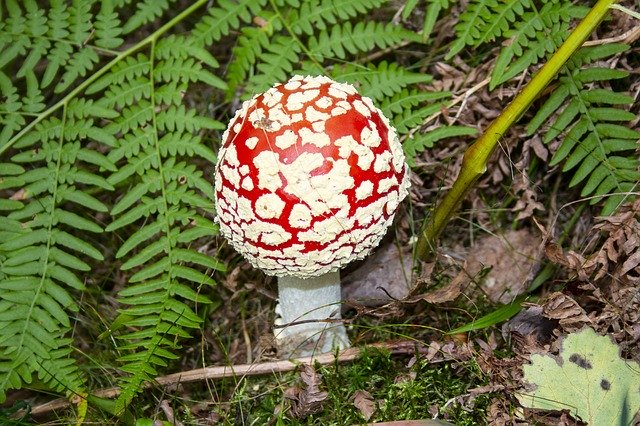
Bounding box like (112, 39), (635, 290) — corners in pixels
(215, 75), (410, 278)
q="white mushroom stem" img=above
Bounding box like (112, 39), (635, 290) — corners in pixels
(274, 271), (350, 357)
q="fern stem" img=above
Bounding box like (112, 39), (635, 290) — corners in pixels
(0, 0), (210, 157)
(414, 0), (619, 260)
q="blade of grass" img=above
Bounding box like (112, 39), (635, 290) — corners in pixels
(447, 297), (525, 335)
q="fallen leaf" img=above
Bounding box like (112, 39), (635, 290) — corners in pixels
(502, 305), (556, 345)
(463, 229), (542, 303)
(352, 389), (377, 421)
(342, 243), (413, 306)
(541, 292), (591, 331)
(283, 364), (328, 419)
(517, 327), (640, 425)
(408, 272), (466, 304)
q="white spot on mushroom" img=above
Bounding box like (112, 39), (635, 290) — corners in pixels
(385, 192), (400, 215)
(353, 99), (371, 117)
(253, 151), (283, 191)
(284, 79), (302, 90)
(300, 77), (326, 89)
(298, 216), (343, 243)
(221, 164), (241, 187)
(315, 96), (333, 109)
(362, 96), (378, 112)
(287, 89), (320, 111)
(239, 165), (250, 175)
(378, 177), (397, 194)
(275, 129), (298, 149)
(245, 136), (259, 150)
(264, 89), (284, 108)
(331, 106), (348, 116)
(311, 121), (325, 133)
(267, 105), (290, 129)
(305, 105), (331, 123)
(373, 151), (393, 173)
(337, 100), (351, 111)
(245, 222), (291, 246)
(334, 136), (374, 170)
(241, 176), (254, 191)
(289, 203), (312, 228)
(224, 144), (240, 167)
(328, 86), (348, 99)
(255, 193), (286, 219)
(361, 125), (382, 148)
(300, 127), (330, 148)
(236, 196), (254, 222)
(356, 180), (374, 200)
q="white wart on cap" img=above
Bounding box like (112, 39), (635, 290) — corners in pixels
(215, 75), (410, 279)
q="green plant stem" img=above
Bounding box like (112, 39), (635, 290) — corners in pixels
(0, 0), (209, 157)
(414, 0), (619, 261)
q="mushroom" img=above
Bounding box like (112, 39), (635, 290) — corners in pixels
(214, 75), (410, 357)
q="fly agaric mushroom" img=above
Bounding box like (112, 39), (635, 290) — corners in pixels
(214, 75), (410, 357)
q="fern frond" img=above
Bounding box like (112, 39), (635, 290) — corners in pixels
(94, 32), (226, 412)
(192, 0), (268, 46)
(446, 0), (499, 59)
(445, 0), (588, 89)
(332, 62), (432, 102)
(94, 0), (124, 49)
(490, 1), (587, 89)
(122, 0), (175, 34)
(308, 21), (419, 63)
(226, 1), (420, 97)
(247, 35), (303, 95)
(528, 44), (639, 214)
(0, 104), (113, 402)
(290, 0), (385, 35)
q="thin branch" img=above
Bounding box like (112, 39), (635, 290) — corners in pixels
(30, 341), (428, 416)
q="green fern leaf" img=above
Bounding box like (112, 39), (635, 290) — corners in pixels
(446, 0), (498, 60)
(291, 0), (385, 35)
(333, 62), (432, 102)
(404, 126), (480, 167)
(309, 21), (419, 62)
(528, 44), (638, 214)
(122, 0), (173, 34)
(192, 0), (268, 46)
(94, 0), (124, 50)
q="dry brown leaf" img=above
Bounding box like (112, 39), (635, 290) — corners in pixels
(342, 243), (413, 306)
(464, 229), (542, 303)
(283, 364), (328, 419)
(407, 271), (466, 304)
(541, 292), (591, 331)
(502, 305), (556, 346)
(352, 389), (377, 421)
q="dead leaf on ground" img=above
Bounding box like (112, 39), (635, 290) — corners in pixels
(407, 271), (467, 304)
(351, 389), (377, 421)
(502, 305), (557, 346)
(463, 229), (542, 303)
(283, 364), (328, 419)
(541, 292), (591, 332)
(342, 243), (413, 306)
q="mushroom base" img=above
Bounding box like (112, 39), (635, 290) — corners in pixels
(274, 271), (350, 357)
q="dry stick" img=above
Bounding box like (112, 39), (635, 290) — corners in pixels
(31, 341), (426, 416)
(414, 0), (620, 261)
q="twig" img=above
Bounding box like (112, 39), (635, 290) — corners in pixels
(30, 341), (426, 416)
